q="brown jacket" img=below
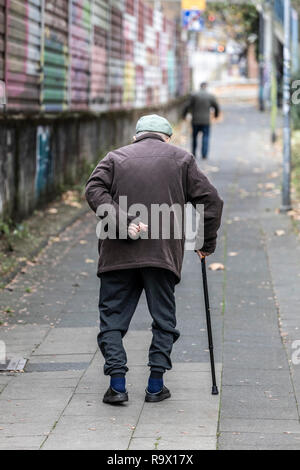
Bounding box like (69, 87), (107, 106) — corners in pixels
(85, 133), (223, 282)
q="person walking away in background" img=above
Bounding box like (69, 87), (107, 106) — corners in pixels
(183, 82), (220, 159)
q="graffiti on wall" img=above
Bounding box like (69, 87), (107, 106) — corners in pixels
(42, 0), (69, 112)
(6, 0), (42, 111)
(35, 126), (52, 197)
(70, 0), (92, 109)
(2, 0), (191, 113)
(91, 0), (110, 110)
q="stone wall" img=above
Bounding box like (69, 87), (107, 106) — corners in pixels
(0, 97), (187, 221)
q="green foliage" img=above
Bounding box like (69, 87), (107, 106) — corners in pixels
(0, 218), (31, 252)
(0, 219), (11, 237)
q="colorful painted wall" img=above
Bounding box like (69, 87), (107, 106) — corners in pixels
(0, 0), (191, 220)
(1, 0), (191, 114)
(0, 0), (5, 85)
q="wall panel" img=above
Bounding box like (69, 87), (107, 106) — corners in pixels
(70, 0), (92, 110)
(42, 0), (69, 112)
(1, 0), (191, 114)
(91, 0), (109, 111)
(0, 0), (5, 83)
(123, 0), (136, 107)
(135, 0), (145, 108)
(110, 1), (125, 109)
(6, 0), (42, 111)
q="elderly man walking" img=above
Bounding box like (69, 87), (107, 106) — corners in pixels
(85, 114), (223, 405)
(183, 82), (220, 159)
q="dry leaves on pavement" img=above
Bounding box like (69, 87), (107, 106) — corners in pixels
(274, 230), (285, 237)
(209, 263), (225, 271)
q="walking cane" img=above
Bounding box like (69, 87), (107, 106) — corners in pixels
(201, 257), (219, 395)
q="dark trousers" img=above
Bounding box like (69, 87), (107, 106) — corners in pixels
(98, 268), (180, 376)
(192, 124), (210, 158)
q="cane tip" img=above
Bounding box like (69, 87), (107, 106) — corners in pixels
(212, 386), (219, 395)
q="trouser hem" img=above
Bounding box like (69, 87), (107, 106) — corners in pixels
(105, 368), (128, 377)
(150, 367), (167, 374)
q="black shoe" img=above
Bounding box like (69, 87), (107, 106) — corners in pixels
(103, 387), (128, 404)
(145, 385), (171, 403)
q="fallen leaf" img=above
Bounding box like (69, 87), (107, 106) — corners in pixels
(85, 259), (95, 264)
(209, 263), (225, 271)
(228, 252), (238, 257)
(268, 171), (279, 179)
(275, 230), (285, 237)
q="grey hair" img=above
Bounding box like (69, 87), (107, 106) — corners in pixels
(136, 131), (170, 141)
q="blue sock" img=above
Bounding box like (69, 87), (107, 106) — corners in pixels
(148, 377), (163, 394)
(110, 375), (126, 393)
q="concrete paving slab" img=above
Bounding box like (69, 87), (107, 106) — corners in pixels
(220, 385), (298, 420)
(0, 377), (79, 400)
(219, 417), (300, 434)
(218, 431), (300, 450)
(221, 369), (294, 398)
(32, 327), (98, 355)
(0, 435), (44, 450)
(42, 415), (135, 450)
(129, 436), (216, 450)
(0, 325), (49, 358)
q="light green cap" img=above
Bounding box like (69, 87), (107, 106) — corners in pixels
(136, 114), (173, 137)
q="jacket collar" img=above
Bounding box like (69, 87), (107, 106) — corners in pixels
(133, 132), (166, 144)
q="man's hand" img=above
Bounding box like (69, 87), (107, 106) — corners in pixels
(196, 250), (211, 260)
(128, 222), (148, 240)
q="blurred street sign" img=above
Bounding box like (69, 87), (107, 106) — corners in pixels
(182, 0), (206, 10)
(182, 10), (205, 31)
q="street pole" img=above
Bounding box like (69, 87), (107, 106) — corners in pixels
(258, 8), (265, 112)
(281, 0), (292, 212)
(271, 0), (277, 143)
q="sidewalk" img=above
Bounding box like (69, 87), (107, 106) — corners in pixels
(1, 104), (300, 450)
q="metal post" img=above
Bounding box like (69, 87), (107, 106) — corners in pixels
(258, 8), (265, 112)
(281, 0), (292, 212)
(201, 257), (219, 396)
(271, 0), (277, 143)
